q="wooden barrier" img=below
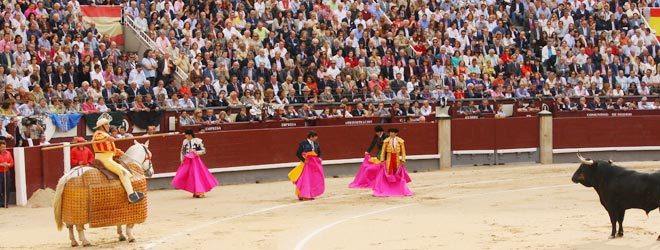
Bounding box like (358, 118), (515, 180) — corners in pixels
(553, 116), (660, 149)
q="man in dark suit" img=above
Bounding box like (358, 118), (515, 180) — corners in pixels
(296, 131), (321, 162)
(227, 76), (243, 96)
(138, 81), (155, 98)
(0, 47), (14, 70)
(366, 125), (387, 158)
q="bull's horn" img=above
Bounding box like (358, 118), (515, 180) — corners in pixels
(577, 153), (594, 165)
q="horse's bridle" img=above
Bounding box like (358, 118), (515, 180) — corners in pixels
(140, 144), (154, 176)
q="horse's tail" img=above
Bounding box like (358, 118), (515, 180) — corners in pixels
(53, 173), (69, 231)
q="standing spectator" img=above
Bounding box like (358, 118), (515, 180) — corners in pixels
(70, 137), (94, 167)
(0, 140), (13, 207)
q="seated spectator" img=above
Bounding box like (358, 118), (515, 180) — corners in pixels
(202, 109), (218, 124)
(479, 99), (494, 114)
(218, 111), (232, 123)
(34, 99), (49, 115)
(118, 127), (133, 138)
(131, 95), (148, 111)
(284, 106), (300, 119)
(319, 87), (335, 103)
(143, 94), (159, 111)
(96, 98), (110, 113)
(81, 97), (99, 113)
(192, 108), (204, 124)
(226, 91), (242, 107)
(179, 93), (196, 109)
(241, 89), (256, 106)
(463, 101), (479, 115)
(319, 108), (332, 119)
(495, 104), (507, 118)
(18, 100), (35, 117)
(64, 99), (81, 113)
(179, 111), (195, 126)
(235, 107), (256, 122)
(638, 97), (656, 110)
(613, 98), (629, 110)
(576, 97), (588, 111)
(48, 98), (64, 114)
(351, 102), (366, 116)
(588, 96), (607, 111)
(109, 126), (121, 139)
(374, 102), (389, 117)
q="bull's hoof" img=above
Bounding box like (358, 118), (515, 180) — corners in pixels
(119, 235), (127, 241)
(71, 242), (79, 247)
(616, 233), (624, 238)
(128, 238), (136, 243)
(82, 243), (92, 247)
(657, 235), (660, 241)
(609, 235), (616, 239)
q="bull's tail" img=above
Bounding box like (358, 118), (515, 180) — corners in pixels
(53, 174), (69, 231)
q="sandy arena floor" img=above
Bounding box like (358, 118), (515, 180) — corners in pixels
(3, 162), (660, 250)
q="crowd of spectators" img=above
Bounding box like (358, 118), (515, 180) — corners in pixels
(0, 0), (659, 125)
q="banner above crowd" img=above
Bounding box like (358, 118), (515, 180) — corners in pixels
(80, 6), (124, 45)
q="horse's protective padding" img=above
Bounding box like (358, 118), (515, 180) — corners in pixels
(61, 162), (148, 228)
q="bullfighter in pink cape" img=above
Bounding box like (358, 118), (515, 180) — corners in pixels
(372, 128), (413, 197)
(171, 129), (219, 198)
(349, 126), (387, 188)
(288, 131), (325, 200)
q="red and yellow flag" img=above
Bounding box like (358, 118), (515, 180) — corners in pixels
(649, 8), (660, 41)
(80, 6), (124, 45)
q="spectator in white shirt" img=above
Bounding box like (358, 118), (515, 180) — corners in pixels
(18, 100), (35, 117)
(128, 64), (147, 86)
(420, 100), (434, 116)
(90, 64), (105, 85)
(638, 97), (656, 110)
(153, 80), (169, 100)
(63, 83), (78, 100)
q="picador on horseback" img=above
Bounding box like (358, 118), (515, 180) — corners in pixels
(92, 116), (144, 203)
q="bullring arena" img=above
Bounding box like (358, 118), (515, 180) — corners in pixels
(3, 162), (660, 249)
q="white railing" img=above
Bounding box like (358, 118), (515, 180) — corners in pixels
(123, 15), (189, 82)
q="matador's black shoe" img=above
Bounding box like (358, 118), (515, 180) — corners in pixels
(128, 192), (145, 203)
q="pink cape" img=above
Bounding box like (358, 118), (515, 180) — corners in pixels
(171, 152), (219, 193)
(348, 154), (382, 188)
(295, 155), (325, 199)
(372, 164), (413, 197)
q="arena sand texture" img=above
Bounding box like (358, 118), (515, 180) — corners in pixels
(2, 162), (660, 250)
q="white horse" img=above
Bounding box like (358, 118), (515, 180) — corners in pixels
(53, 140), (154, 247)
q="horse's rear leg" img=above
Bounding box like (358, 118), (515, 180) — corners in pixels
(127, 224), (135, 243)
(67, 224), (78, 247)
(76, 224), (91, 247)
(117, 225), (126, 241)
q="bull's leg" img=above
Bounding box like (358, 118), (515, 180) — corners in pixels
(616, 210), (625, 237)
(76, 224), (91, 247)
(126, 224), (135, 243)
(607, 210), (617, 239)
(67, 224), (79, 247)
(117, 225), (126, 241)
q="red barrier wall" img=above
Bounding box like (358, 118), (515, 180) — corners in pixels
(143, 122), (439, 174)
(451, 117), (539, 150)
(23, 147), (44, 195)
(553, 116), (660, 149)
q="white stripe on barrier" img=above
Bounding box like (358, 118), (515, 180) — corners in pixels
(553, 146), (660, 154)
(13, 147), (27, 206)
(453, 150), (495, 155)
(151, 154), (440, 178)
(63, 142), (71, 173)
(496, 148), (537, 154)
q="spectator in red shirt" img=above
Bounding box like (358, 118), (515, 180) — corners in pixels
(70, 137), (94, 167)
(0, 140), (13, 207)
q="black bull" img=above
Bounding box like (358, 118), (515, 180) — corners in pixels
(572, 155), (660, 239)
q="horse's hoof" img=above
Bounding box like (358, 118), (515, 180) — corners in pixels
(119, 235), (127, 241)
(128, 238), (136, 243)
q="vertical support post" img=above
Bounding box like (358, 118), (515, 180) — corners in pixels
(13, 147), (27, 206)
(538, 110), (553, 164)
(437, 110), (451, 169)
